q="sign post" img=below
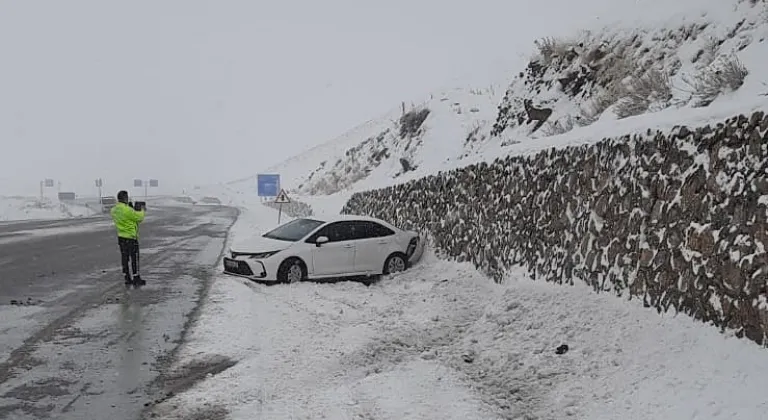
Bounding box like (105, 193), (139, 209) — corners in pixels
(148, 179), (158, 198)
(274, 189), (290, 224)
(134, 179), (158, 198)
(95, 178), (103, 199)
(40, 178), (54, 200)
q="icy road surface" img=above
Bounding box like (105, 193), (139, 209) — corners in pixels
(0, 204), (237, 420)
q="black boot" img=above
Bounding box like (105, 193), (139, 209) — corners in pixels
(124, 274), (133, 286)
(133, 275), (146, 286)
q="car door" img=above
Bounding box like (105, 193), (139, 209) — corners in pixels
(308, 222), (357, 276)
(352, 221), (395, 273)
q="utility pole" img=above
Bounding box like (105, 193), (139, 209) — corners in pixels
(95, 178), (103, 199)
(134, 178), (158, 199)
(40, 178), (54, 201)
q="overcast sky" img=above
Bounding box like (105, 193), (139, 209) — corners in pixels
(0, 0), (718, 196)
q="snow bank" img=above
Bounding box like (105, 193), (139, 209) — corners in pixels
(0, 196), (97, 222)
(149, 251), (768, 419)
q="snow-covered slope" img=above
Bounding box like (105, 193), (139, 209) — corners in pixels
(151, 243), (768, 420)
(0, 196), (96, 222)
(236, 0), (768, 206)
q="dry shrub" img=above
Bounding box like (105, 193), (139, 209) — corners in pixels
(539, 116), (577, 137)
(615, 69), (672, 119)
(696, 36), (721, 67)
(534, 36), (577, 65)
(681, 55), (749, 107)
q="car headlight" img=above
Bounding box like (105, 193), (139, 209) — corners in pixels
(247, 250), (280, 259)
(231, 250), (280, 259)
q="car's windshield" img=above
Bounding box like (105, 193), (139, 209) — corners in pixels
(263, 218), (325, 242)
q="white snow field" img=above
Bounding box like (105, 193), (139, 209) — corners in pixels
(0, 196), (97, 222)
(151, 202), (768, 420)
(153, 0), (768, 418)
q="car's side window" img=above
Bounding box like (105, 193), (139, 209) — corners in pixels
(355, 221), (395, 239)
(306, 221), (394, 243)
(371, 222), (395, 237)
(307, 222), (357, 243)
(333, 222), (358, 242)
(306, 224), (332, 243)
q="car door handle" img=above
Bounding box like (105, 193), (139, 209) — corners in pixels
(343, 244), (354, 248)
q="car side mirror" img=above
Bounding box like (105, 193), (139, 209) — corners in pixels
(315, 236), (329, 247)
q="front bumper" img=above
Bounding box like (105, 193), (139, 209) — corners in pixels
(223, 257), (273, 281)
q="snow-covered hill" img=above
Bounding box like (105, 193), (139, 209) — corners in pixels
(233, 0), (768, 207)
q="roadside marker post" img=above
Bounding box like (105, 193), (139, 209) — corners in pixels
(274, 189), (291, 224)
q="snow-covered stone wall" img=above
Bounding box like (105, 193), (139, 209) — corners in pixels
(343, 110), (768, 346)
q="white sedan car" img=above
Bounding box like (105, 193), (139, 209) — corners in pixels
(222, 215), (425, 283)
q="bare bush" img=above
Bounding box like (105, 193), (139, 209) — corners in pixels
(614, 68), (672, 119)
(694, 36), (721, 68)
(596, 53), (635, 87)
(681, 55), (749, 107)
(539, 116), (576, 137)
(534, 36), (577, 65)
(583, 86), (620, 120)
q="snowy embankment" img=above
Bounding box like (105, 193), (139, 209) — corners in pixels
(146, 204), (768, 420)
(233, 0), (768, 203)
(0, 196), (96, 222)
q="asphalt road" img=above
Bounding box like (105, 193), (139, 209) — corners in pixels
(0, 204), (238, 420)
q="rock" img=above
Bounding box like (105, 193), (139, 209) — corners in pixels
(555, 344), (569, 355)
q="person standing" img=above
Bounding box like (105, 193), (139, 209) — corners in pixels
(110, 190), (146, 286)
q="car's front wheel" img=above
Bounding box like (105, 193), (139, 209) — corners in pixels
(277, 258), (306, 283)
(383, 253), (407, 275)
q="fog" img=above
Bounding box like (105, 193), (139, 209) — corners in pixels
(0, 0), (717, 197)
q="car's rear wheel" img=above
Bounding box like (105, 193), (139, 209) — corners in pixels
(278, 258), (306, 283)
(383, 253), (407, 275)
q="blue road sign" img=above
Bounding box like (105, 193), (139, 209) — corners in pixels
(257, 174), (280, 197)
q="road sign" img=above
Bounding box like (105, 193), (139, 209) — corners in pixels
(134, 179), (143, 187)
(44, 179), (54, 187)
(275, 189), (290, 204)
(58, 192), (76, 201)
(257, 174), (280, 197)
(149, 179), (159, 187)
(95, 178), (103, 187)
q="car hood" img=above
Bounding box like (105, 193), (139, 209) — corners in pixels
(230, 235), (292, 253)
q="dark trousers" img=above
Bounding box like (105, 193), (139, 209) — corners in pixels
(118, 237), (140, 277)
